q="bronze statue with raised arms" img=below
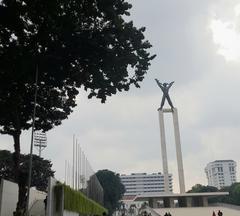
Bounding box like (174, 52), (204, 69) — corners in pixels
(155, 79), (174, 110)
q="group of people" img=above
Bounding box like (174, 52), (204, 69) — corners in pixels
(213, 210), (223, 216)
(141, 210), (152, 216)
(164, 212), (172, 216)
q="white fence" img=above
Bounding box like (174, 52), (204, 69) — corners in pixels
(0, 179), (46, 216)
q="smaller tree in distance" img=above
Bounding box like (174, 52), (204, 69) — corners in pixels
(0, 150), (54, 192)
(96, 169), (125, 215)
(187, 183), (240, 205)
(219, 183), (240, 205)
(187, 184), (218, 193)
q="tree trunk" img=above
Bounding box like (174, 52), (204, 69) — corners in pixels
(12, 132), (28, 216)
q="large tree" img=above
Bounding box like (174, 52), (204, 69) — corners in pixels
(0, 0), (155, 215)
(0, 150), (55, 192)
(96, 169), (125, 215)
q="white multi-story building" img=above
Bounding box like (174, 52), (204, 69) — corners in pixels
(120, 172), (173, 196)
(205, 160), (237, 189)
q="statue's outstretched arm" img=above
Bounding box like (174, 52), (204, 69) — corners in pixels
(155, 79), (163, 87)
(168, 81), (174, 89)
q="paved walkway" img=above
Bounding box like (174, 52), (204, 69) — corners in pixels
(153, 207), (240, 216)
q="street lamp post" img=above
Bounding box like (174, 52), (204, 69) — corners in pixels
(26, 65), (38, 215)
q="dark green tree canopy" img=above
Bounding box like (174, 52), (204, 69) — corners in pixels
(0, 150), (15, 180)
(0, 0), (155, 135)
(188, 183), (240, 206)
(0, 150), (55, 191)
(96, 169), (125, 215)
(187, 184), (218, 193)
(219, 183), (240, 205)
(228, 183), (240, 205)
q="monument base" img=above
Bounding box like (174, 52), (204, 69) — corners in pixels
(134, 192), (229, 208)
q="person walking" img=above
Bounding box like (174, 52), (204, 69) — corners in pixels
(217, 210), (223, 216)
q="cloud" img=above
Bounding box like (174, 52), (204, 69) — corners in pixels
(210, 17), (240, 61)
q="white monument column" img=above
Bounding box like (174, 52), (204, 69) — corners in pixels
(158, 109), (170, 193)
(155, 79), (186, 194)
(172, 108), (185, 193)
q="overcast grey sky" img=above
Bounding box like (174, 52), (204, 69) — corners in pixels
(1, 0), (240, 192)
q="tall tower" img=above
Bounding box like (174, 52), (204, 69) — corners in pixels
(155, 79), (185, 193)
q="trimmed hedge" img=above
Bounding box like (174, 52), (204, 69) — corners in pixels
(55, 184), (107, 215)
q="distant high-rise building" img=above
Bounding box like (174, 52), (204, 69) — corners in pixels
(120, 172), (173, 196)
(205, 160), (237, 189)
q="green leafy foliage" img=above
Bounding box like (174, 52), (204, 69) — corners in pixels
(96, 169), (125, 215)
(187, 184), (218, 193)
(218, 183), (240, 205)
(54, 184), (107, 215)
(230, 183), (240, 205)
(188, 183), (240, 205)
(0, 150), (54, 191)
(0, 150), (15, 181)
(0, 0), (155, 136)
